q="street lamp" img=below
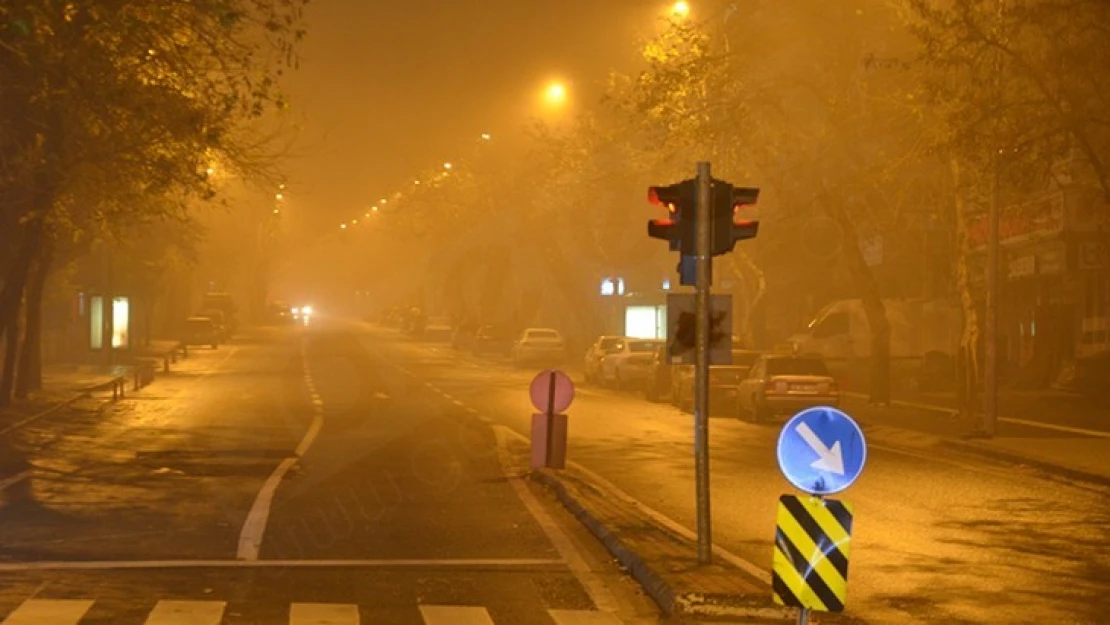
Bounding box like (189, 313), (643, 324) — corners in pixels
(443, 162), (453, 170)
(480, 133), (492, 141)
(340, 223), (347, 230)
(544, 81), (568, 107)
(671, 1), (690, 18)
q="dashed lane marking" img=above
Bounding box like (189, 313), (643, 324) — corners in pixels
(452, 399), (465, 407)
(373, 392), (390, 400)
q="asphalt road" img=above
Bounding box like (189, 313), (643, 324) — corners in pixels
(0, 324), (666, 624)
(371, 321), (1110, 625)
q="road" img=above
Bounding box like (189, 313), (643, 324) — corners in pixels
(370, 321), (1110, 625)
(0, 323), (663, 624)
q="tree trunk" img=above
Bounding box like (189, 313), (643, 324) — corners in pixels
(15, 247), (52, 398)
(825, 195), (892, 405)
(950, 157), (981, 423)
(0, 226), (44, 407)
(728, 249), (767, 350)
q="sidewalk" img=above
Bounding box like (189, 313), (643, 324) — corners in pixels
(839, 394), (1110, 486)
(529, 462), (865, 624)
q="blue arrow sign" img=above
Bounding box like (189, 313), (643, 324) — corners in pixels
(776, 406), (867, 496)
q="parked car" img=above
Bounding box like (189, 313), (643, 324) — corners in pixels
(735, 354), (840, 423)
(598, 338), (663, 389)
(423, 317), (453, 342)
(200, 309), (230, 341)
(671, 349), (762, 411)
(643, 344), (673, 402)
(583, 335), (623, 384)
(183, 316), (220, 349)
(511, 328), (567, 367)
(472, 325), (516, 356)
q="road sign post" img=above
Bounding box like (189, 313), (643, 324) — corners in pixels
(774, 407), (867, 622)
(645, 163), (761, 567)
(694, 162), (713, 565)
(529, 369), (574, 470)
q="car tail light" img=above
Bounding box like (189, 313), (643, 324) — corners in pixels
(765, 379), (787, 394)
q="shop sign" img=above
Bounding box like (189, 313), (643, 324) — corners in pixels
(969, 191), (1065, 251)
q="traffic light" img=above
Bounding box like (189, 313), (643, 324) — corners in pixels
(647, 179), (697, 254)
(711, 184), (761, 255)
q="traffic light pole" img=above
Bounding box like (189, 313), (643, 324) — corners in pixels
(694, 162), (713, 565)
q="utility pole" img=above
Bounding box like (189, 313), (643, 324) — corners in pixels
(694, 162), (713, 564)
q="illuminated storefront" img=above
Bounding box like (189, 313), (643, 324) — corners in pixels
(88, 295), (130, 350)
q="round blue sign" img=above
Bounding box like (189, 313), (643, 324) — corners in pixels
(776, 406), (867, 496)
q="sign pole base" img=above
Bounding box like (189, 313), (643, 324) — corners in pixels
(797, 608), (810, 625)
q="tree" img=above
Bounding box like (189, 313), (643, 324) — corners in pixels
(0, 0), (307, 405)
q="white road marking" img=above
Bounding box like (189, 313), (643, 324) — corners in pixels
(290, 603), (359, 624)
(419, 605), (494, 625)
(998, 416), (1110, 439)
(496, 426), (772, 584)
(0, 599), (93, 624)
(0, 558), (567, 572)
(452, 399), (465, 407)
(373, 392), (389, 400)
(548, 610), (626, 625)
(843, 391), (1110, 438)
(145, 600), (225, 625)
(238, 341), (325, 560)
(493, 426), (619, 613)
(466, 407), (479, 414)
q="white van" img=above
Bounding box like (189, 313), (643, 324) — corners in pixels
(786, 298), (961, 390)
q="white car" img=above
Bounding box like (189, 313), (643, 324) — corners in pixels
(599, 338), (664, 389)
(584, 335), (623, 384)
(511, 328), (567, 366)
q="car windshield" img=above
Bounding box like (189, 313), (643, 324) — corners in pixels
(628, 341), (658, 352)
(528, 330), (560, 340)
(732, 351), (760, 366)
(766, 357), (830, 376)
(600, 337), (621, 349)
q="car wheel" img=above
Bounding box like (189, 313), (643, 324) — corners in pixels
(749, 397), (765, 423)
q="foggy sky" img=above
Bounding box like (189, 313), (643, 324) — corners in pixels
(284, 0), (665, 236)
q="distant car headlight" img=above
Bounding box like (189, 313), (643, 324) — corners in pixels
(302, 306), (313, 316)
(291, 307), (300, 315)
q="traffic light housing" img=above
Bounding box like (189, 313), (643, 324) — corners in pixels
(647, 180), (697, 254)
(711, 184), (761, 255)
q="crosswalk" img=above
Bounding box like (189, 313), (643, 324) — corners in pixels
(1, 599), (627, 624)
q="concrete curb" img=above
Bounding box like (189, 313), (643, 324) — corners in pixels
(529, 469), (679, 614)
(939, 439), (1110, 487)
(846, 396), (1110, 488)
(530, 469), (795, 622)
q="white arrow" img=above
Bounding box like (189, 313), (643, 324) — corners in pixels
(795, 422), (845, 475)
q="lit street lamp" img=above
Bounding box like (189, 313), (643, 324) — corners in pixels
(671, 1), (690, 18)
(544, 81), (568, 107)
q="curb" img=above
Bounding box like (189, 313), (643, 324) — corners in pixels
(845, 396), (1110, 488)
(530, 469), (793, 622)
(939, 439), (1110, 487)
(529, 469), (679, 614)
